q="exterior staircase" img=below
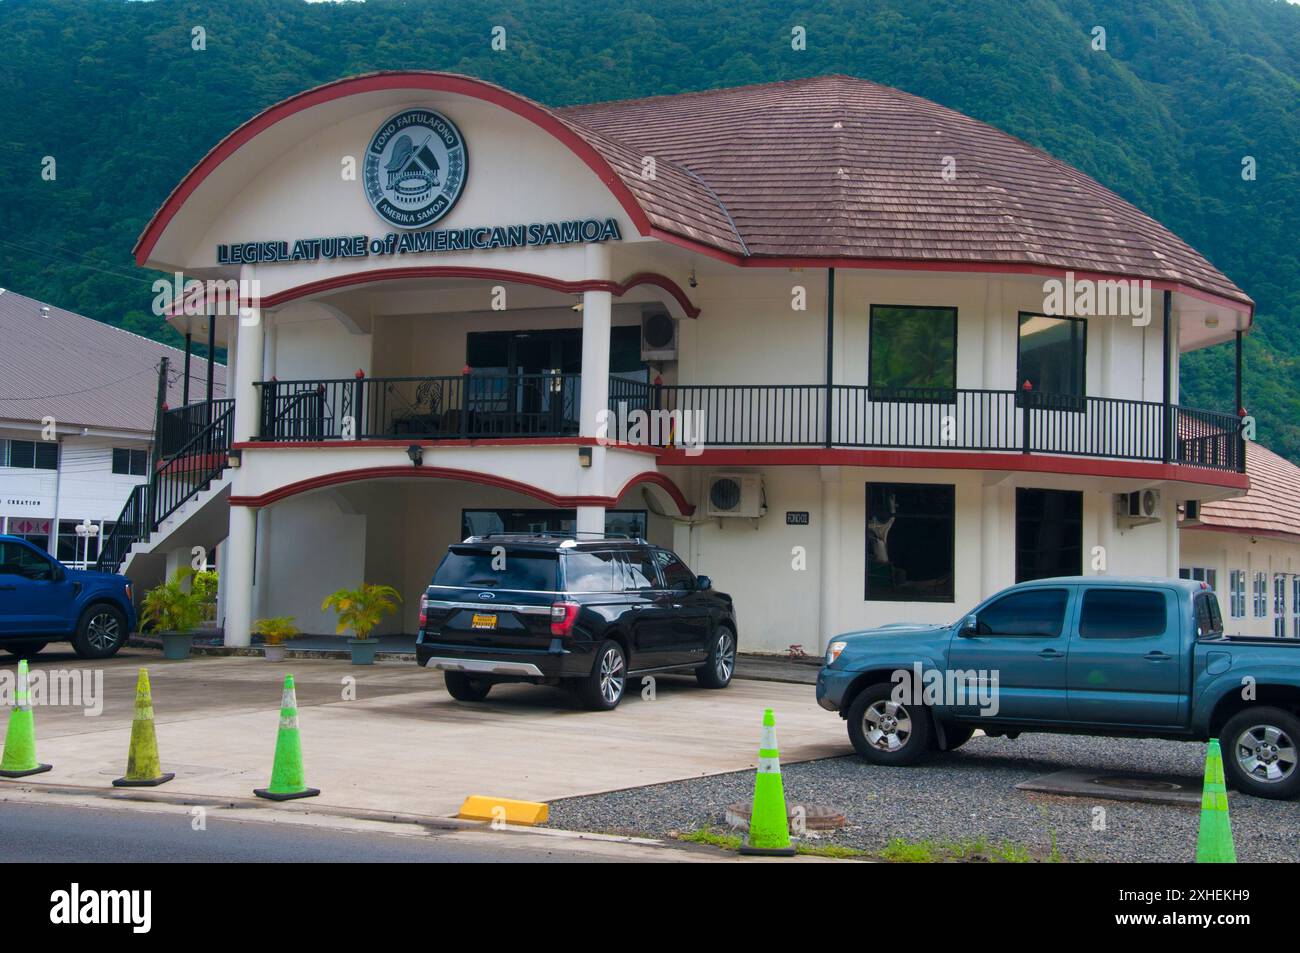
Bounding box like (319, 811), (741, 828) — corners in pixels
(97, 399), (234, 592)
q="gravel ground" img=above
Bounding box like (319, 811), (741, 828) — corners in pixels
(546, 732), (1300, 862)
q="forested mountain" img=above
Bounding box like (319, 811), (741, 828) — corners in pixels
(0, 0), (1296, 459)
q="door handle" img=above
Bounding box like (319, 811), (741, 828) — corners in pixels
(0, 585), (15, 591)
(672, 604), (683, 609)
(1038, 648), (1064, 659)
(1144, 651), (1172, 661)
(631, 604), (644, 611)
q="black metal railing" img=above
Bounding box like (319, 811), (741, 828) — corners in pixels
(94, 401), (236, 573)
(250, 375), (1244, 474)
(257, 374), (582, 441)
(158, 399), (235, 457)
(95, 483), (150, 573)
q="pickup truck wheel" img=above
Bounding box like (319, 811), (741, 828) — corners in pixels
(71, 605), (127, 659)
(695, 626), (736, 689)
(1222, 707), (1300, 800)
(576, 641), (627, 711)
(2, 641), (47, 659)
(846, 683), (933, 766)
(443, 672), (493, 702)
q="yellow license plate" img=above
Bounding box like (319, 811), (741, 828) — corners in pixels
(471, 613), (497, 630)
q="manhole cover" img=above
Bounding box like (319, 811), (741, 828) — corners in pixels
(1089, 776), (1186, 793)
(724, 802), (845, 831)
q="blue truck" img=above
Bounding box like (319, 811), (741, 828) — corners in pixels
(817, 575), (1300, 799)
(0, 534), (136, 659)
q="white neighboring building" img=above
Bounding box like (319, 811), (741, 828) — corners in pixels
(120, 72), (1256, 650)
(1181, 442), (1300, 638)
(0, 288), (224, 568)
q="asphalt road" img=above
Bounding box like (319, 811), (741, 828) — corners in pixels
(0, 802), (623, 863)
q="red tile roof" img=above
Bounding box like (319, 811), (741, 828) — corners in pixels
(0, 289), (225, 434)
(559, 75), (1249, 305)
(1191, 443), (1300, 541)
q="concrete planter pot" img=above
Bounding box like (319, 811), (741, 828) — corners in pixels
(348, 638), (379, 665)
(160, 631), (194, 660)
(263, 643), (287, 662)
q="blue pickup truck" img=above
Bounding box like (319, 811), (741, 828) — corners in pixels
(817, 576), (1300, 799)
(0, 535), (135, 660)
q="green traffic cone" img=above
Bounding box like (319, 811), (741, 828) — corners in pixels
(739, 708), (796, 856)
(113, 669), (175, 787)
(1196, 738), (1236, 863)
(0, 659), (52, 778)
(254, 674), (319, 801)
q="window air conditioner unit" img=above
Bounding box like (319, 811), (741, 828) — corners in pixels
(1117, 489), (1161, 527)
(640, 311), (678, 361)
(705, 473), (765, 519)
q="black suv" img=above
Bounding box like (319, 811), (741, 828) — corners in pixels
(416, 534), (738, 710)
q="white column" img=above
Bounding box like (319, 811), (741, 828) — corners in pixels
(819, 466), (841, 652)
(223, 505), (256, 647)
(231, 265), (264, 444)
(576, 243), (613, 535)
(224, 264), (263, 647)
(981, 483), (1000, 598)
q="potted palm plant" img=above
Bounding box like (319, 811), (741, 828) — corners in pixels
(140, 568), (207, 660)
(252, 616), (301, 662)
(321, 584), (402, 665)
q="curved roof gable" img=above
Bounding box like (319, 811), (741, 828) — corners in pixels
(136, 71), (1249, 312)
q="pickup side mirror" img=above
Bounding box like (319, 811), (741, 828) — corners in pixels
(959, 614), (979, 636)
(696, 575), (713, 591)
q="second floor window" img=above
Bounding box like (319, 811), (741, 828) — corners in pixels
(1, 438), (58, 470)
(868, 305), (956, 398)
(111, 448), (149, 476)
(1018, 312), (1086, 405)
(1230, 570), (1246, 619)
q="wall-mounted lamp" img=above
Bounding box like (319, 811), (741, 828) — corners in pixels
(578, 446), (593, 468)
(228, 449), (242, 468)
(407, 444), (424, 467)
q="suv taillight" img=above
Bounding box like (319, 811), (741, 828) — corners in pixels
(419, 595), (429, 629)
(550, 601), (580, 637)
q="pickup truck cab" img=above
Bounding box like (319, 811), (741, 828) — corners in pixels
(0, 535), (136, 659)
(818, 576), (1300, 799)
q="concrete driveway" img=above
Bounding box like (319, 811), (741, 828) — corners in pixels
(5, 649), (846, 818)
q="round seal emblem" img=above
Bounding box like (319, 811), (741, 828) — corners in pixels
(363, 108), (467, 229)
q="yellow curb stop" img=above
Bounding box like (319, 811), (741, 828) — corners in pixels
(458, 795), (549, 826)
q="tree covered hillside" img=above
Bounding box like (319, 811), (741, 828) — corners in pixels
(0, 0), (1296, 457)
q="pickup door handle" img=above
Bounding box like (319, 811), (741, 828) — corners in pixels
(1037, 648), (1064, 659)
(631, 605), (645, 611)
(1144, 651), (1172, 661)
(0, 585), (15, 591)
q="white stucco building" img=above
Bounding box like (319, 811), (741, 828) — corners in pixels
(111, 72), (1258, 653)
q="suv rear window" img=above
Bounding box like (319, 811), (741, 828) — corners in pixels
(563, 552), (622, 593)
(432, 549), (558, 591)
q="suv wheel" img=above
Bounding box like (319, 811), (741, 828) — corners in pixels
(696, 626), (736, 689)
(3, 641), (48, 659)
(71, 605), (127, 660)
(1221, 707), (1300, 800)
(576, 641), (627, 711)
(443, 671), (493, 702)
(846, 682), (933, 766)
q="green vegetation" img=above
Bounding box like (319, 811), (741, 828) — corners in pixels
(676, 828), (1056, 861)
(139, 568), (207, 634)
(0, 0), (1296, 459)
(321, 584), (402, 640)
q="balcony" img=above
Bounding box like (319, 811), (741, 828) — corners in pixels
(251, 375), (1245, 473)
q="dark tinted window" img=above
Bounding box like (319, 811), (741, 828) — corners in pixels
(977, 588), (1069, 637)
(1015, 488), (1083, 583)
(622, 551), (660, 591)
(866, 483), (954, 602)
(3, 440), (57, 470)
(0, 542), (55, 580)
(1079, 589), (1167, 639)
(1194, 592), (1224, 638)
(1018, 312), (1086, 399)
(432, 549), (558, 591)
(655, 551), (695, 591)
(112, 448), (148, 476)
(869, 305), (956, 394)
(563, 551), (621, 593)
